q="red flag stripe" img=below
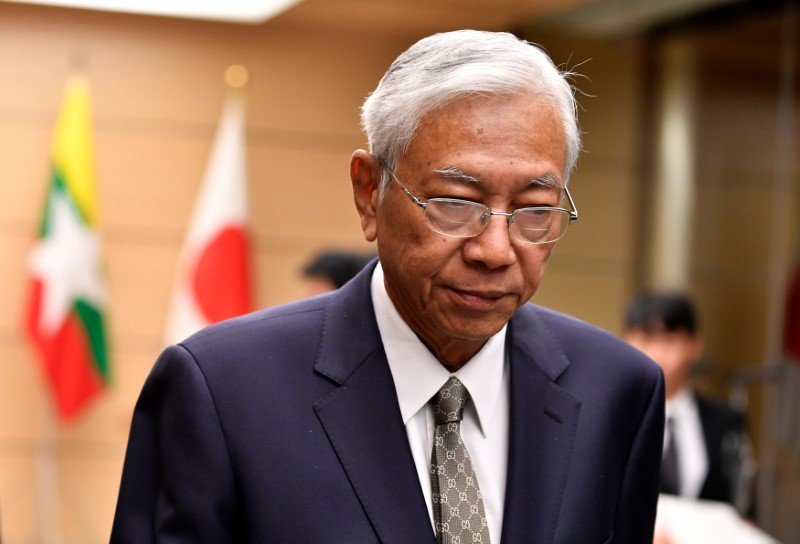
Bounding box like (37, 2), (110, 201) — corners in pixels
(25, 279), (103, 419)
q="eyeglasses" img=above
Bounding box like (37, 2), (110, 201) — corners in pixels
(388, 170), (578, 245)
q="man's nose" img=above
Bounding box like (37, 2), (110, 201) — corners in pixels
(462, 214), (517, 268)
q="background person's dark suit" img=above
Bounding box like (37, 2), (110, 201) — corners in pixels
(695, 394), (753, 508)
(110, 263), (664, 543)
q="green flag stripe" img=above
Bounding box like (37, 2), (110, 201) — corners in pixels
(39, 168), (90, 237)
(74, 299), (111, 383)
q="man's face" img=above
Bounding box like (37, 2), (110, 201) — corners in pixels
(623, 328), (703, 397)
(354, 93), (568, 369)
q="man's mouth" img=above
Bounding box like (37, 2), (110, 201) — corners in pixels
(451, 287), (509, 308)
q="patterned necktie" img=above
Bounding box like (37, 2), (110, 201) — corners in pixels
(661, 416), (680, 495)
(430, 377), (491, 544)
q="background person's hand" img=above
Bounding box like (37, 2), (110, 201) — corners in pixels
(653, 529), (674, 544)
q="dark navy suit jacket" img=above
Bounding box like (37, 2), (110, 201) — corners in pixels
(111, 263), (664, 543)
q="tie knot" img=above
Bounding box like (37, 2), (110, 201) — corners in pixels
(432, 377), (470, 425)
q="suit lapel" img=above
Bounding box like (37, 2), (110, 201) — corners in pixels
(312, 267), (583, 543)
(500, 308), (582, 544)
(313, 265), (435, 544)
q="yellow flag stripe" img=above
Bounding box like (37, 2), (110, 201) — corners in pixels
(51, 76), (99, 227)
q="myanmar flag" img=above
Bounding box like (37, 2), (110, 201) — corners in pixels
(25, 76), (111, 421)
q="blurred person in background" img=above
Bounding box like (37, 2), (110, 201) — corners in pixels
(111, 30), (665, 543)
(623, 291), (756, 517)
(301, 249), (374, 296)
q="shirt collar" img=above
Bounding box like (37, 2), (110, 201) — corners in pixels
(665, 386), (695, 421)
(370, 262), (507, 437)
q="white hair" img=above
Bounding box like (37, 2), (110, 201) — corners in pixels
(360, 30), (582, 197)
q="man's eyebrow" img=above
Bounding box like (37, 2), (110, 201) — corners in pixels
(527, 173), (561, 188)
(434, 166), (562, 188)
(433, 165), (482, 184)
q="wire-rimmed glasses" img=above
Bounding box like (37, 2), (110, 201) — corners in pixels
(388, 171), (578, 245)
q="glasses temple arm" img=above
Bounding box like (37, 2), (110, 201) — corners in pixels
(564, 186), (579, 221)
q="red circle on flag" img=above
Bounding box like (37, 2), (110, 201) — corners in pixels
(192, 226), (252, 324)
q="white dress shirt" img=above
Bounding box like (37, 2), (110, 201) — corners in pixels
(665, 388), (708, 498)
(370, 263), (510, 544)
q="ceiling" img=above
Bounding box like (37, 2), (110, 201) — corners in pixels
(270, 0), (752, 36)
(1, 0), (760, 36)
(270, 0), (590, 34)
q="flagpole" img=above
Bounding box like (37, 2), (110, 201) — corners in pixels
(36, 400), (62, 544)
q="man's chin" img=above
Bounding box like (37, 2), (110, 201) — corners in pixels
(438, 317), (510, 343)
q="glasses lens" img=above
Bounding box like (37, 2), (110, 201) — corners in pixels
(511, 209), (571, 244)
(424, 199), (488, 237)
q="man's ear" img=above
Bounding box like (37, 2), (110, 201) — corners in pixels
(350, 150), (381, 242)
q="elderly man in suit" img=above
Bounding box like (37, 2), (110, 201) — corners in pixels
(111, 30), (664, 543)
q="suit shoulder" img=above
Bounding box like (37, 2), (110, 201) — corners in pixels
(178, 294), (331, 357)
(521, 304), (609, 337)
(518, 303), (662, 381)
(525, 304), (651, 355)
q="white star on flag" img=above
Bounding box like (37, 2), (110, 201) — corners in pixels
(29, 188), (106, 335)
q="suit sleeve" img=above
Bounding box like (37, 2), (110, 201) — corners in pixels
(612, 367), (665, 543)
(110, 345), (241, 543)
